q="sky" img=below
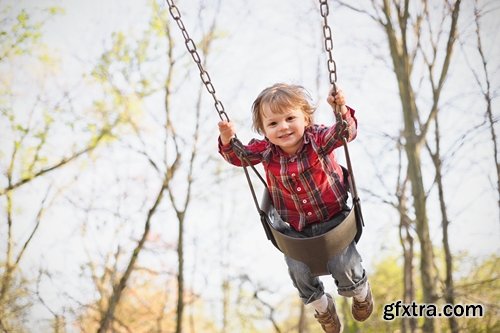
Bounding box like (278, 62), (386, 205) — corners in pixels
(3, 0), (500, 330)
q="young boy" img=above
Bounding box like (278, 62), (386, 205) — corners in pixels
(217, 83), (373, 333)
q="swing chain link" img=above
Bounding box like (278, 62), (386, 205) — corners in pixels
(165, 0), (229, 123)
(319, 0), (348, 140)
(319, 0), (337, 94)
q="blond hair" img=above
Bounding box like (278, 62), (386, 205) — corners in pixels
(251, 83), (316, 135)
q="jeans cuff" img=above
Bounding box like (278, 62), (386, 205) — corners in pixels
(303, 288), (325, 304)
(337, 270), (368, 297)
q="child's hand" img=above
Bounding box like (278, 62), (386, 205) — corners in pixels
(327, 87), (347, 115)
(218, 120), (236, 145)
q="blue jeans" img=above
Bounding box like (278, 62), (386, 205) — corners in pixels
(282, 208), (367, 303)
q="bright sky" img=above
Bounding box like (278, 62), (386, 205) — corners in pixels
(4, 0), (500, 330)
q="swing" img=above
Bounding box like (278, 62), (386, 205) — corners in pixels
(165, 0), (365, 277)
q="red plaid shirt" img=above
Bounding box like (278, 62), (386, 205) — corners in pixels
(219, 107), (357, 231)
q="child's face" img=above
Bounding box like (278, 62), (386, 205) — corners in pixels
(261, 106), (309, 155)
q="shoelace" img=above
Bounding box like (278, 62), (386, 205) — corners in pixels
(315, 310), (337, 325)
(353, 297), (370, 310)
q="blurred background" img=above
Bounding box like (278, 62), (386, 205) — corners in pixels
(0, 0), (498, 332)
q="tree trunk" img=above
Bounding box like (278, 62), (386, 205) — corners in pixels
(298, 302), (307, 333)
(175, 213), (185, 333)
(472, 0), (500, 222)
(97, 184), (166, 333)
(399, 189), (417, 333)
(431, 117), (460, 333)
(170, 3), (220, 331)
(387, 30), (437, 330)
(406, 143), (437, 333)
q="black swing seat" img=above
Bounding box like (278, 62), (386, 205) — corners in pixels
(260, 190), (362, 277)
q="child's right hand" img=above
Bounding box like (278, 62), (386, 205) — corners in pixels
(218, 121), (236, 145)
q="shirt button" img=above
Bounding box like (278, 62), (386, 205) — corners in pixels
(307, 212), (312, 216)
(302, 199), (307, 203)
(297, 187), (301, 192)
(291, 173), (296, 177)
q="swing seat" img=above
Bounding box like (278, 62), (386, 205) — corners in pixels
(259, 191), (362, 277)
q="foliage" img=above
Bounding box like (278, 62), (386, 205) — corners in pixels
(455, 255), (500, 332)
(77, 275), (220, 333)
(0, 5), (61, 331)
(0, 263), (31, 333)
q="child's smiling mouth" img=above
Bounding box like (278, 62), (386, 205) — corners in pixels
(278, 132), (293, 139)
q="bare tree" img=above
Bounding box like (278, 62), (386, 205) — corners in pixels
(235, 274), (284, 333)
(0, 8), (114, 197)
(426, 114), (459, 333)
(363, 138), (417, 333)
(420, 3), (462, 332)
(171, 10), (222, 333)
(0, 7), (118, 331)
(467, 0), (500, 221)
(75, 1), (224, 331)
(397, 174), (417, 332)
(425, 2), (500, 332)
(338, 2), (463, 331)
(92, 8), (182, 332)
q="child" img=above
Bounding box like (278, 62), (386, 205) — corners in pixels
(217, 83), (373, 333)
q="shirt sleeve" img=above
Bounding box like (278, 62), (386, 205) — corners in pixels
(316, 106), (358, 154)
(218, 137), (268, 167)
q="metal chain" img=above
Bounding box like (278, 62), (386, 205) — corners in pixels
(166, 0), (337, 124)
(319, 0), (338, 94)
(165, 0), (270, 192)
(318, 1), (362, 229)
(166, 0), (343, 138)
(318, 1), (349, 140)
(165, 0), (229, 122)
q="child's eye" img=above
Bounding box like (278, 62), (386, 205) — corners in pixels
(287, 116), (296, 121)
(268, 122), (277, 127)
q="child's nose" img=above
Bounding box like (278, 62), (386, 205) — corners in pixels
(278, 121), (289, 130)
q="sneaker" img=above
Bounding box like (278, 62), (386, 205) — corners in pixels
(352, 283), (374, 321)
(314, 293), (341, 333)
